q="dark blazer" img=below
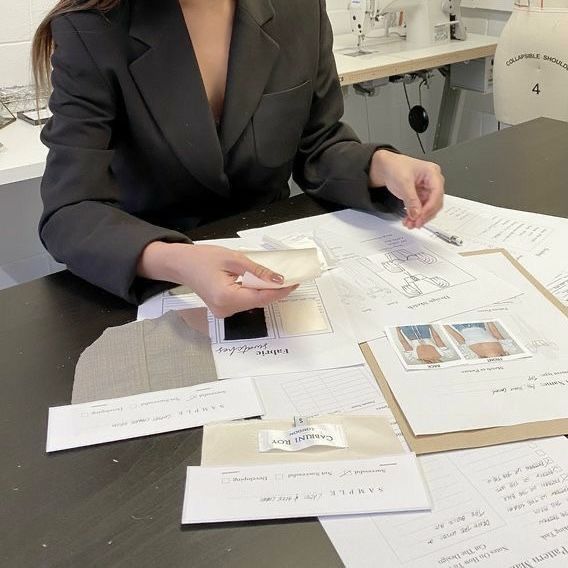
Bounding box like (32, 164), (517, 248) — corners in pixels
(40, 0), (399, 303)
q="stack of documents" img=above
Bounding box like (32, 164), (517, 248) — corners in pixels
(47, 199), (568, 559)
(368, 251), (568, 444)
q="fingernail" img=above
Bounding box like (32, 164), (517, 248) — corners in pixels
(409, 207), (420, 220)
(271, 273), (284, 284)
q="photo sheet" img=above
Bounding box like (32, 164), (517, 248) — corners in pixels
(386, 320), (532, 370)
(371, 251), (568, 435)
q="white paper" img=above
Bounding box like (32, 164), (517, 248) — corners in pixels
(425, 195), (568, 307)
(369, 253), (568, 435)
(254, 365), (393, 420)
(138, 273), (364, 379)
(253, 365), (406, 446)
(546, 267), (568, 307)
(239, 209), (520, 342)
(429, 195), (568, 266)
(247, 337), (568, 565)
(181, 454), (430, 523)
(321, 437), (568, 568)
(46, 378), (263, 452)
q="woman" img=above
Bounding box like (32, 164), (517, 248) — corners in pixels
(33, 0), (445, 317)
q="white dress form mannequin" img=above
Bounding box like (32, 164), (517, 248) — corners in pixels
(493, 0), (568, 125)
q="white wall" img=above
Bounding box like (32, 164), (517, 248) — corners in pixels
(0, 0), (54, 87)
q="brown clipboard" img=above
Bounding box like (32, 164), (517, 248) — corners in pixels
(362, 249), (568, 455)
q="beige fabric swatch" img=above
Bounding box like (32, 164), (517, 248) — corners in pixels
(72, 308), (217, 404)
(201, 415), (403, 466)
(241, 248), (322, 289)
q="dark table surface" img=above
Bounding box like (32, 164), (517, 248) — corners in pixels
(2, 118), (567, 567)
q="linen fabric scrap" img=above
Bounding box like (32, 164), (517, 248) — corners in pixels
(72, 308), (217, 403)
(201, 415), (403, 466)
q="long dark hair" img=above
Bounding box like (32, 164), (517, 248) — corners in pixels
(32, 0), (121, 95)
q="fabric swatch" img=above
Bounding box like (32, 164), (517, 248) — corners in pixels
(72, 308), (217, 404)
(241, 248), (322, 289)
(201, 415), (403, 466)
(224, 308), (268, 340)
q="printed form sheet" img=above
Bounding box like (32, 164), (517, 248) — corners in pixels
(254, 365), (393, 420)
(182, 454), (430, 523)
(138, 272), (364, 378)
(428, 195), (568, 307)
(46, 378), (264, 452)
(252, 363), (568, 567)
(322, 437), (568, 568)
(369, 252), (568, 435)
(239, 209), (520, 342)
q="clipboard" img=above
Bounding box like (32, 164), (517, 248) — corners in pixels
(362, 249), (568, 455)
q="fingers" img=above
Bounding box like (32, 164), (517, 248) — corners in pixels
(208, 284), (298, 319)
(399, 182), (423, 224)
(400, 163), (445, 229)
(226, 255), (284, 285)
(419, 165), (445, 224)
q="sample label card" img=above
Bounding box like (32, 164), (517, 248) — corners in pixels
(46, 378), (264, 452)
(182, 454), (430, 523)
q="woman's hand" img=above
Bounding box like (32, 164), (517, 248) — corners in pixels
(137, 242), (297, 318)
(370, 150), (445, 229)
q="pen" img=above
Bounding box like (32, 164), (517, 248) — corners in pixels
(394, 208), (463, 246)
(423, 225), (463, 246)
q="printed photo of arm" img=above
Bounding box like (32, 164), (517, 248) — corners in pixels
(445, 325), (465, 344)
(396, 327), (413, 352)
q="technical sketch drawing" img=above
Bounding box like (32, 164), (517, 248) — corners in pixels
(382, 249), (437, 272)
(381, 249), (450, 297)
(371, 246), (475, 299)
(399, 274), (450, 298)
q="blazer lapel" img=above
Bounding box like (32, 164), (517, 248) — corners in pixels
(128, 0), (229, 197)
(220, 0), (280, 154)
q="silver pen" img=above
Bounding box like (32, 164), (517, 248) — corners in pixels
(395, 208), (463, 246)
(424, 225), (463, 246)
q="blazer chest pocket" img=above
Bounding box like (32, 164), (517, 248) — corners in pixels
(253, 80), (312, 168)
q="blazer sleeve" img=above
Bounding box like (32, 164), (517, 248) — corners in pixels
(39, 15), (191, 304)
(292, 0), (402, 212)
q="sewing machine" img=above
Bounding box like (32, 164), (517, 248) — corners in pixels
(348, 0), (466, 49)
